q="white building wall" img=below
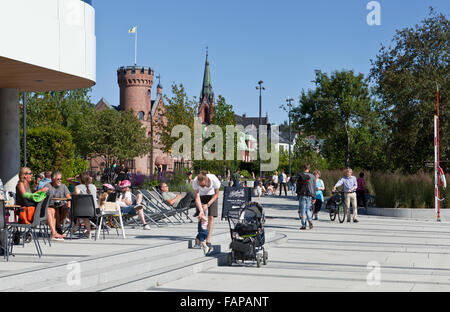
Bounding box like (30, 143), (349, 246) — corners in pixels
(0, 0), (96, 82)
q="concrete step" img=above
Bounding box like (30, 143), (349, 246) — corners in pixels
(88, 232), (287, 292)
(0, 230), (231, 291)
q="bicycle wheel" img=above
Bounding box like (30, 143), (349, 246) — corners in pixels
(329, 202), (337, 221)
(338, 203), (346, 223)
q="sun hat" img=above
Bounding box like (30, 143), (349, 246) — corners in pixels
(119, 180), (131, 188)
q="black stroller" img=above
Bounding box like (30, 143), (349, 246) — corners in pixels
(226, 202), (268, 267)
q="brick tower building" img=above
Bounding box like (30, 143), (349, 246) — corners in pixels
(116, 66), (172, 175)
(198, 52), (215, 124)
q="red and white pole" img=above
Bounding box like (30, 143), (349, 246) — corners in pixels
(435, 84), (441, 221)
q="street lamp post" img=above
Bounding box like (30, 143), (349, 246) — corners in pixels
(286, 97), (294, 179)
(256, 81), (265, 178)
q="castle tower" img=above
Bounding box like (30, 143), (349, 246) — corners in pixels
(117, 66), (154, 118)
(198, 52), (215, 124)
(117, 66), (154, 174)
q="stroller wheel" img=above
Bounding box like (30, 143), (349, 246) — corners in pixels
(256, 254), (262, 268)
(227, 253), (233, 266)
(263, 251), (268, 265)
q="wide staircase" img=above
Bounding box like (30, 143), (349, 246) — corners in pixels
(0, 228), (286, 292)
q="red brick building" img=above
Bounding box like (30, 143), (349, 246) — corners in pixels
(91, 66), (177, 176)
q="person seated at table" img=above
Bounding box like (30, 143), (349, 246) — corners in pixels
(16, 167), (49, 224)
(35, 171), (52, 192)
(72, 172), (98, 239)
(117, 180), (150, 230)
(44, 171), (71, 241)
(66, 174), (81, 193)
(159, 182), (201, 210)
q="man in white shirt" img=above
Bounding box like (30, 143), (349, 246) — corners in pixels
(272, 171), (279, 195)
(192, 171), (221, 254)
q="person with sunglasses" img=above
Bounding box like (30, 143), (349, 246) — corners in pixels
(44, 171), (71, 241)
(15, 167), (49, 225)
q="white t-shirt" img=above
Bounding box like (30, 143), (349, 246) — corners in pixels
(272, 175), (279, 184)
(118, 191), (132, 207)
(193, 174), (221, 196)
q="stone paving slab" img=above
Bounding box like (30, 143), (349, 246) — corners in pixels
(149, 195), (450, 292)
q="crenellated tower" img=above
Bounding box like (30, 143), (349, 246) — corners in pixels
(117, 66), (154, 120)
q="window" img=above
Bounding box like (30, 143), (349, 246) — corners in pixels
(139, 112), (144, 120)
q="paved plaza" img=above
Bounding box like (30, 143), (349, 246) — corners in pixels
(1, 193), (450, 292)
(153, 195), (450, 292)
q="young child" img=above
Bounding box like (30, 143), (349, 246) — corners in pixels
(195, 207), (209, 255)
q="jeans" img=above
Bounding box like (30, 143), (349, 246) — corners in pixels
(298, 196), (313, 226)
(196, 221), (209, 242)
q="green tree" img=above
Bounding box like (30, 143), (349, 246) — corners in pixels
(292, 70), (379, 169)
(20, 89), (95, 156)
(77, 108), (151, 173)
(21, 126), (79, 180)
(369, 8), (449, 173)
(158, 83), (198, 156)
(292, 134), (328, 172)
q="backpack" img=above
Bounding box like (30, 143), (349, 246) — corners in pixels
(296, 173), (311, 196)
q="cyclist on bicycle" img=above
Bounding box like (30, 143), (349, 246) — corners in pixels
(332, 168), (359, 223)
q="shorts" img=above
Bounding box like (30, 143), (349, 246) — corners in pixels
(200, 195), (218, 217)
(196, 222), (209, 242)
(120, 199), (138, 215)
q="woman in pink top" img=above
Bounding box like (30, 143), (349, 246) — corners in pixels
(356, 172), (366, 208)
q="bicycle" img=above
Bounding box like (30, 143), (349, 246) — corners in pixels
(328, 191), (347, 223)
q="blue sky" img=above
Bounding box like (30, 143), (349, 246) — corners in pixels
(90, 0), (449, 126)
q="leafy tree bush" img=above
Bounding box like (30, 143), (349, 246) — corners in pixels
(21, 126), (77, 180)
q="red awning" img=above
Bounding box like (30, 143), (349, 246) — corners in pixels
(155, 155), (172, 166)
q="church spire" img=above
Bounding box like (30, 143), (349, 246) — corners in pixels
(198, 48), (215, 124)
(200, 48), (214, 104)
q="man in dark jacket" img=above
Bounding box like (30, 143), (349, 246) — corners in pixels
(296, 163), (316, 230)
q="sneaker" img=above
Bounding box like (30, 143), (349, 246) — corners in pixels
(206, 242), (212, 248)
(205, 246), (214, 256)
(202, 245), (209, 255)
(51, 236), (65, 242)
(347, 218), (351, 223)
(134, 204), (144, 210)
(353, 219), (359, 223)
(300, 226), (307, 231)
(56, 226), (63, 235)
(143, 224), (151, 230)
(313, 215), (319, 221)
(308, 221), (313, 230)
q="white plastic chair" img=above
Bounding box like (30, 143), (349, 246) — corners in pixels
(95, 201), (126, 240)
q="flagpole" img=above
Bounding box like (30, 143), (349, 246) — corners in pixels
(135, 26), (137, 66)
